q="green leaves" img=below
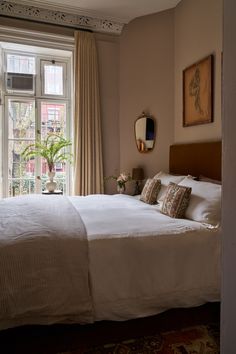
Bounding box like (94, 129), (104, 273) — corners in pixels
(22, 133), (72, 172)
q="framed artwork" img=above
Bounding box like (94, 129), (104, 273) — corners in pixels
(183, 55), (213, 127)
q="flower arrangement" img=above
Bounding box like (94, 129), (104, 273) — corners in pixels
(116, 173), (132, 188)
(106, 172), (132, 193)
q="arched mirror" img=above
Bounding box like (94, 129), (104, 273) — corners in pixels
(135, 113), (155, 153)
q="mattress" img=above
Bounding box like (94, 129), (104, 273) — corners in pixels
(0, 194), (220, 329)
(70, 194), (221, 321)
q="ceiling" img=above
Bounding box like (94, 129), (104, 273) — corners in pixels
(13, 0), (182, 23)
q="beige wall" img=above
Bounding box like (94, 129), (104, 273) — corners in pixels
(119, 0), (222, 188)
(174, 0), (222, 143)
(221, 0), (236, 351)
(119, 10), (175, 188)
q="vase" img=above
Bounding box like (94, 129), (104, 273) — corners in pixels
(117, 184), (125, 194)
(45, 171), (57, 193)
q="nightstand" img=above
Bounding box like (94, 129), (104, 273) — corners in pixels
(42, 190), (63, 195)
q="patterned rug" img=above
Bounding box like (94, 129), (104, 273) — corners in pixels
(58, 323), (219, 354)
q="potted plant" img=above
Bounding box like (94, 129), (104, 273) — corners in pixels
(22, 133), (72, 193)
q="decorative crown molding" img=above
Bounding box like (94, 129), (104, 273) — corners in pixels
(0, 0), (124, 35)
(10, 0), (128, 24)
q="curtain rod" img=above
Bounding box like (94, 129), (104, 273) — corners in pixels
(0, 15), (93, 33)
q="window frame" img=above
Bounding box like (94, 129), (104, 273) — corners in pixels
(1, 48), (72, 198)
(4, 50), (36, 96)
(4, 96), (37, 197)
(6, 52), (36, 75)
(37, 98), (71, 195)
(40, 59), (67, 98)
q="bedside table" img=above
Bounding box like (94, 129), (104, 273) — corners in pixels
(42, 190), (63, 195)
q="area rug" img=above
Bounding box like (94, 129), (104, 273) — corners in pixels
(58, 323), (219, 354)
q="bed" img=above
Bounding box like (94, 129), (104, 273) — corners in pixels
(0, 142), (221, 330)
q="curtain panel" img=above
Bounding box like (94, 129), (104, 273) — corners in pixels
(73, 31), (104, 195)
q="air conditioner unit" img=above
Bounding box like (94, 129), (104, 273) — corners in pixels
(6, 72), (35, 93)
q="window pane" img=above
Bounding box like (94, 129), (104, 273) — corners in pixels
(41, 102), (66, 138)
(22, 178), (35, 195)
(8, 140), (35, 178)
(55, 174), (66, 193)
(44, 64), (63, 95)
(40, 101), (67, 194)
(9, 179), (35, 197)
(7, 54), (35, 74)
(8, 100), (35, 139)
(9, 180), (20, 197)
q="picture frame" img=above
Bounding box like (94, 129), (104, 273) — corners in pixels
(183, 55), (213, 127)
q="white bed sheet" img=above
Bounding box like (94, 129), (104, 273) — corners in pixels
(70, 194), (221, 321)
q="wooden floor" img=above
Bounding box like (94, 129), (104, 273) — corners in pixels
(0, 302), (220, 354)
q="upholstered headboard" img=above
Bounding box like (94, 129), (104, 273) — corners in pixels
(169, 141), (222, 181)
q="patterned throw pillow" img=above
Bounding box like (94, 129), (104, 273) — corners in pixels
(140, 178), (161, 204)
(161, 182), (192, 218)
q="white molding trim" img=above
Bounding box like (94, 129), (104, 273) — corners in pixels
(0, 0), (124, 35)
(0, 25), (75, 51)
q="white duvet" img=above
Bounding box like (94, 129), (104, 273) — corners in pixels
(0, 194), (220, 330)
(0, 195), (93, 330)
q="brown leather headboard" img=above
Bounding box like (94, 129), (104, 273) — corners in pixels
(169, 141), (222, 181)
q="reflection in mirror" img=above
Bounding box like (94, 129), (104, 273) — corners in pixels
(135, 114), (155, 153)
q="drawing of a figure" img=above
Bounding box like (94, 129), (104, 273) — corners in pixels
(189, 67), (204, 115)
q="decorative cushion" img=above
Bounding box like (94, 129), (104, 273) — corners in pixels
(140, 178), (161, 204)
(161, 182), (192, 218)
(178, 176), (222, 225)
(153, 171), (188, 202)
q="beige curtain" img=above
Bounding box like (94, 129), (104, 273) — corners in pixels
(73, 31), (104, 195)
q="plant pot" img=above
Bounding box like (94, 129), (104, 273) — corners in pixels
(117, 184), (125, 194)
(46, 171), (57, 193)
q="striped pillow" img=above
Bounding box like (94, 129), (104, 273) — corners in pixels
(140, 178), (161, 204)
(161, 182), (192, 218)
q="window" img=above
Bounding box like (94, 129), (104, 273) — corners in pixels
(41, 60), (66, 97)
(6, 54), (35, 94)
(7, 98), (36, 196)
(39, 101), (68, 193)
(2, 46), (72, 197)
(7, 54), (35, 74)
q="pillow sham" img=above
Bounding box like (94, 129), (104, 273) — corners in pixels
(153, 171), (187, 202)
(198, 175), (221, 185)
(178, 176), (221, 225)
(161, 182), (192, 218)
(140, 178), (161, 204)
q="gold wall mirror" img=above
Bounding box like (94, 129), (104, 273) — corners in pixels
(135, 113), (155, 153)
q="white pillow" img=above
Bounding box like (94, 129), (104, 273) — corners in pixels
(178, 176), (221, 225)
(153, 171), (186, 201)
